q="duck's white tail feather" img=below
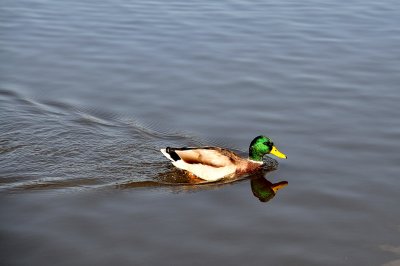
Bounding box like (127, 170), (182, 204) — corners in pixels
(160, 149), (174, 162)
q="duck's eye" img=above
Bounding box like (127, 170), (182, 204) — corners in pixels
(264, 141), (273, 148)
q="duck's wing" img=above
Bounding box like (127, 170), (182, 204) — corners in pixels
(161, 147), (241, 167)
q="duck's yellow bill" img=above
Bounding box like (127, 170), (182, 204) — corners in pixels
(270, 146), (287, 159)
(272, 181), (288, 193)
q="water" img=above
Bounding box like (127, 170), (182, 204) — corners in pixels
(1, 0), (400, 265)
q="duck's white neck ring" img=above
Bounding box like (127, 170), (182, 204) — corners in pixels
(248, 159), (264, 165)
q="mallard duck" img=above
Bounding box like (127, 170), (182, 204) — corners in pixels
(160, 135), (287, 182)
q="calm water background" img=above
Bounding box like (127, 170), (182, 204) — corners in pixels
(1, 0), (400, 265)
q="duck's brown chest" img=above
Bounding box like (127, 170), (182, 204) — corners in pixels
(236, 160), (263, 174)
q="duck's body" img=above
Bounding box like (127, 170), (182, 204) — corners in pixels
(161, 147), (263, 181)
(160, 136), (287, 182)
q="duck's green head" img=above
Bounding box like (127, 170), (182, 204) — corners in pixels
(249, 135), (287, 161)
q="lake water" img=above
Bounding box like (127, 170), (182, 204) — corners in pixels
(1, 0), (400, 265)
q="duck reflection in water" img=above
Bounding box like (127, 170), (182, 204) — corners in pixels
(119, 168), (287, 203)
(249, 173), (288, 203)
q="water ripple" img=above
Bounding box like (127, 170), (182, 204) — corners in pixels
(0, 88), (277, 192)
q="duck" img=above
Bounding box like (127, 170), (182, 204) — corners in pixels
(160, 135), (287, 182)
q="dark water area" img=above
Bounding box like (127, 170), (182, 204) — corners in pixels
(1, 0), (400, 265)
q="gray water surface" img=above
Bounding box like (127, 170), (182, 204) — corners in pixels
(1, 0), (400, 265)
